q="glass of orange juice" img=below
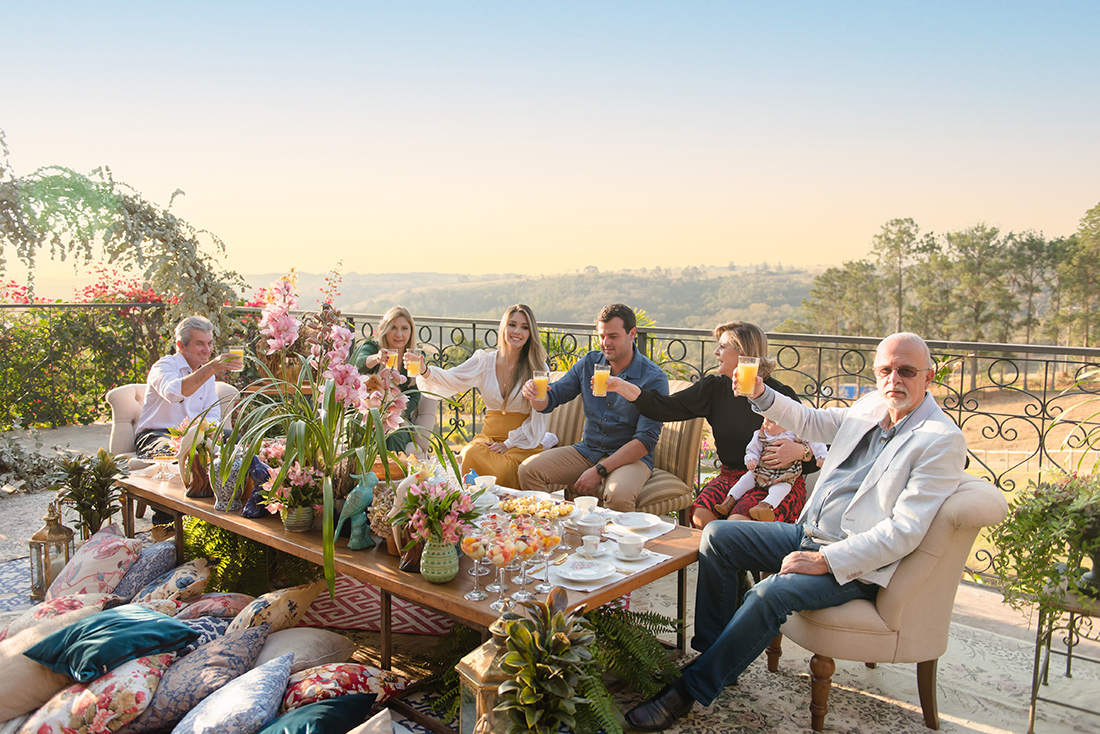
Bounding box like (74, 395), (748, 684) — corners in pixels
(533, 370), (549, 400)
(385, 350), (397, 369)
(227, 342), (245, 372)
(405, 350), (421, 376)
(736, 356), (760, 395)
(592, 364), (611, 397)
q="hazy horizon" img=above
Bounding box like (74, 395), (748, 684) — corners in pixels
(4, 2), (1098, 286)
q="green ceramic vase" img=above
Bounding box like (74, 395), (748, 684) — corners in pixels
(281, 506), (315, 533)
(420, 537), (459, 584)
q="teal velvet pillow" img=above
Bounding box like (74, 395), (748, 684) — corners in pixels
(21, 604), (198, 682)
(255, 693), (378, 734)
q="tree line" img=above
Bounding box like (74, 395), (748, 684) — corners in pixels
(778, 202), (1100, 348)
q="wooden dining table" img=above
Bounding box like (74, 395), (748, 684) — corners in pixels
(118, 472), (701, 732)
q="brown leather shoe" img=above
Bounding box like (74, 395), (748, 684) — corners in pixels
(749, 501), (775, 522)
(150, 524), (176, 543)
(625, 679), (694, 731)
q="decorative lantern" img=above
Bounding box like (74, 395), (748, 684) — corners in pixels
(456, 615), (513, 734)
(29, 502), (75, 601)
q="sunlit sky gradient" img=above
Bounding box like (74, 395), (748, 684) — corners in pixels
(4, 2), (1099, 290)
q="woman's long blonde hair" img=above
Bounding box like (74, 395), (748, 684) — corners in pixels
(498, 304), (547, 399)
(714, 321), (776, 380)
(377, 306), (416, 352)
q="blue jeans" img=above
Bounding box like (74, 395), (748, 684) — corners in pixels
(681, 520), (879, 706)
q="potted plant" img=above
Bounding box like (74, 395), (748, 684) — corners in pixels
(50, 449), (128, 538)
(389, 472), (482, 583)
(256, 460), (324, 531)
(494, 587), (597, 734)
(991, 472), (1100, 607)
(170, 415), (219, 499)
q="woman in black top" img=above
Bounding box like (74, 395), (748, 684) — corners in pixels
(606, 321), (817, 529)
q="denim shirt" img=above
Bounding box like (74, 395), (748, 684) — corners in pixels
(542, 346), (669, 469)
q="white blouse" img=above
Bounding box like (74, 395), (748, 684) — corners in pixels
(416, 349), (549, 450)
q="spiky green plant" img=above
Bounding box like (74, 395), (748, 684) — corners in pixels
(51, 448), (127, 536)
(496, 587), (595, 734)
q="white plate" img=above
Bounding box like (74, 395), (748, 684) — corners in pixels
(616, 512), (662, 530)
(614, 549), (653, 562)
(556, 558), (616, 582)
(573, 546), (607, 559)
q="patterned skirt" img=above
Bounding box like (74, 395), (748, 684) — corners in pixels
(691, 465), (808, 523)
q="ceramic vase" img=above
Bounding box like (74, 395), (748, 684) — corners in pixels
(184, 458), (213, 499)
(210, 455), (245, 512)
(281, 506), (315, 532)
(420, 537), (459, 584)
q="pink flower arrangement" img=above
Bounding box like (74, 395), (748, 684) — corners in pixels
(259, 275), (300, 354)
(259, 438), (286, 467)
(392, 480), (481, 545)
(258, 461), (324, 512)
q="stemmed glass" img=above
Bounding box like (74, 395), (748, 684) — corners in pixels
(486, 530), (516, 613)
(460, 529), (489, 602)
(510, 519), (540, 603)
(468, 518), (493, 577)
(534, 518), (562, 595)
(556, 504), (574, 551)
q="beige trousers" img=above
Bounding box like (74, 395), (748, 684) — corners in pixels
(517, 446), (652, 512)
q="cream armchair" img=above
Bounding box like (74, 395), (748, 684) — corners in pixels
(105, 382), (240, 459)
(765, 474), (1008, 731)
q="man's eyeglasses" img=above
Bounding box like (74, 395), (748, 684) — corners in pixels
(874, 365), (932, 379)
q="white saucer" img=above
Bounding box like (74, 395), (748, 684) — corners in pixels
(614, 549), (653, 562)
(573, 547), (607, 559)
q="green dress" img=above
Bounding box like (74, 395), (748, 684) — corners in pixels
(351, 339), (421, 453)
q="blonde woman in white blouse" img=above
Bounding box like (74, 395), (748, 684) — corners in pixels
(413, 304), (549, 488)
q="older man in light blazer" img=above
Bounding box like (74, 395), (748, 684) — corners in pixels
(626, 332), (968, 731)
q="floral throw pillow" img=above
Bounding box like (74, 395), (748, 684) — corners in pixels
(2, 594), (121, 641)
(225, 581), (325, 636)
(171, 654), (293, 734)
(132, 557), (216, 604)
(16, 653), (174, 734)
(111, 542), (177, 602)
(177, 617), (232, 656)
(132, 599), (187, 617)
(45, 525), (142, 600)
(281, 663), (409, 712)
(174, 593), (254, 621)
(118, 623), (271, 734)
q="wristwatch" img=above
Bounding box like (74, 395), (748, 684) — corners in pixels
(802, 444), (814, 462)
(595, 463), (609, 478)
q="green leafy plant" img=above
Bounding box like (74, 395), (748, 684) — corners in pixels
(0, 419), (60, 491)
(496, 587), (596, 734)
(991, 472), (1100, 609)
(181, 517), (320, 596)
(50, 448), (128, 537)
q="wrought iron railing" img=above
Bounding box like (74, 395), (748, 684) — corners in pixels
(5, 304), (1099, 580)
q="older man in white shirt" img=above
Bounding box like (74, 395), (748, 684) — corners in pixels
(135, 316), (240, 534)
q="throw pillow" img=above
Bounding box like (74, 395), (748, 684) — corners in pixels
(118, 623), (271, 734)
(133, 599), (188, 617)
(112, 541), (177, 602)
(170, 654), (293, 734)
(174, 592), (254, 621)
(0, 605), (103, 721)
(255, 628), (355, 674)
(346, 708), (392, 734)
(16, 653), (174, 734)
(255, 694), (377, 734)
(177, 618), (232, 656)
(225, 581), (325, 636)
(22, 604), (199, 683)
(45, 525), (142, 600)
(132, 558), (216, 604)
(3, 594), (120, 640)
(281, 663), (408, 712)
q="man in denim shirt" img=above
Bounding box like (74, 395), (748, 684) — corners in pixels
(518, 303), (668, 511)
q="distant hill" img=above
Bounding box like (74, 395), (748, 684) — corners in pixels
(242, 264), (821, 331)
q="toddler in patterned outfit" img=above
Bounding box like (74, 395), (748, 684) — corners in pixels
(715, 416), (827, 521)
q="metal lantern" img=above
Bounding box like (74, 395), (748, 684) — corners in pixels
(456, 616), (512, 734)
(29, 502), (76, 601)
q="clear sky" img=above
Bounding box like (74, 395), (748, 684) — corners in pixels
(3, 1), (1098, 288)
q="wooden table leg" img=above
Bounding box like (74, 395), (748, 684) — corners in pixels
(676, 566), (688, 654)
(381, 588), (392, 671)
(122, 488), (135, 538)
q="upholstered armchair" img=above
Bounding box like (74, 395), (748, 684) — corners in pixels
(105, 382), (240, 460)
(543, 374), (705, 522)
(765, 474), (1008, 730)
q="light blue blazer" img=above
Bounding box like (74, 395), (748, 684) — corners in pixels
(762, 389), (967, 587)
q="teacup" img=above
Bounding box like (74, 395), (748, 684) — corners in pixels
(575, 514), (605, 537)
(618, 535), (645, 558)
(582, 535), (601, 555)
(475, 475), (497, 492)
(574, 496), (599, 514)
